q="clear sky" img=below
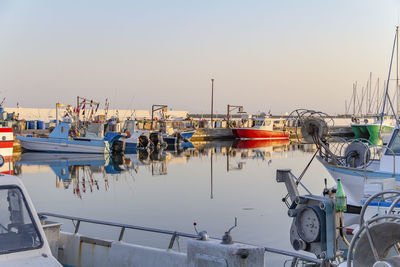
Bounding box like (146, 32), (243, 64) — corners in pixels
(0, 0), (399, 115)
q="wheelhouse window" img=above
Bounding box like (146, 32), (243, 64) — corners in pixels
(264, 120), (271, 126)
(0, 186), (43, 254)
(386, 129), (400, 155)
(124, 120), (135, 132)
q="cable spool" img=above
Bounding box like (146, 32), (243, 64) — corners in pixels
(352, 219), (400, 266)
(300, 117), (328, 143)
(344, 142), (370, 168)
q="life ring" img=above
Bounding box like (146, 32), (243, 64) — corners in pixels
(69, 128), (78, 138)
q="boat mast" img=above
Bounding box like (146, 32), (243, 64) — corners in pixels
(381, 27), (399, 127)
(376, 78), (379, 114)
(397, 25), (399, 118)
(353, 83), (356, 115)
(369, 72), (372, 114)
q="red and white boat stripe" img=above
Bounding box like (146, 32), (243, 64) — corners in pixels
(0, 128), (14, 174)
(0, 128), (14, 144)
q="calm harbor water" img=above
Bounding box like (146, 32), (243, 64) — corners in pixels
(13, 140), (336, 265)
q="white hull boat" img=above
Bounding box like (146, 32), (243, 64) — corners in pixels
(16, 123), (120, 154)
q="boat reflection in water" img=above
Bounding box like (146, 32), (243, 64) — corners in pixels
(16, 152), (120, 198)
(15, 141), (297, 197)
(230, 139), (290, 167)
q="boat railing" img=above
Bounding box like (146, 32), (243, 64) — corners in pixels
(363, 145), (395, 177)
(38, 212), (323, 265)
(38, 212), (197, 249)
(359, 190), (400, 225)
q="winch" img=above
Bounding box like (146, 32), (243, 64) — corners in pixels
(277, 168), (400, 266)
(277, 169), (337, 262)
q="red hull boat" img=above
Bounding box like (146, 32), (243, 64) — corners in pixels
(232, 118), (289, 140)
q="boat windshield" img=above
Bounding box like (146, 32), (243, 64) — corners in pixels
(386, 129), (400, 155)
(262, 120), (271, 127)
(0, 186), (43, 254)
(123, 120), (135, 132)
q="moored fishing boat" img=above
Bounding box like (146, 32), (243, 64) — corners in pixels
(16, 123), (120, 154)
(318, 127), (400, 204)
(232, 117), (289, 140)
(113, 120), (149, 153)
(351, 115), (395, 145)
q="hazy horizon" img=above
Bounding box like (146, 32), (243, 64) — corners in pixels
(0, 1), (400, 115)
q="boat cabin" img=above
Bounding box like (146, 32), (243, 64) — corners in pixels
(380, 127), (400, 173)
(251, 118), (273, 130)
(0, 174), (60, 266)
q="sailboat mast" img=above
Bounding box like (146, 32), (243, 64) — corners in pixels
(377, 78), (379, 114)
(397, 25), (399, 118)
(353, 83), (356, 115)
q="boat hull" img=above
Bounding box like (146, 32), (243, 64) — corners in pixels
(17, 137), (108, 154)
(351, 124), (394, 145)
(317, 156), (399, 205)
(232, 128), (289, 140)
(181, 131), (195, 140)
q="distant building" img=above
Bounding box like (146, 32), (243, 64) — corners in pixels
(4, 107), (188, 122)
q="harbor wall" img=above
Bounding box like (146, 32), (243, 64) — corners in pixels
(4, 107), (188, 122)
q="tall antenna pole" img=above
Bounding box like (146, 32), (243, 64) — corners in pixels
(211, 78), (214, 129)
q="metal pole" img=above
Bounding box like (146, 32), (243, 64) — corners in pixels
(56, 103), (59, 126)
(377, 78), (379, 114)
(151, 105), (154, 130)
(211, 79), (214, 129)
(227, 104), (230, 128)
(77, 96), (80, 129)
(353, 83), (356, 115)
(369, 72), (372, 114)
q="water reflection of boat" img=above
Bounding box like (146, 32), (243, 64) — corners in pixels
(16, 152), (110, 180)
(232, 139), (289, 149)
(17, 152), (108, 164)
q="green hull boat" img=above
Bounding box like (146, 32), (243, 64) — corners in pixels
(351, 124), (394, 145)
